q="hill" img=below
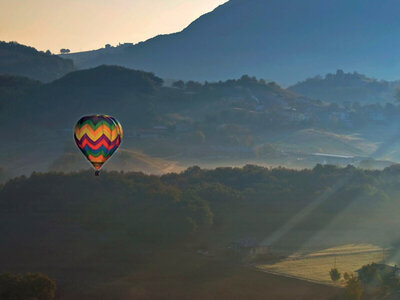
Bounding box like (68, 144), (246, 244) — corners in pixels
(2, 65), (400, 178)
(63, 0), (400, 84)
(0, 41), (74, 82)
(0, 74), (42, 105)
(0, 65), (316, 140)
(288, 70), (400, 104)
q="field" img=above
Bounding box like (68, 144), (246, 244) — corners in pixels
(270, 129), (378, 156)
(258, 244), (388, 286)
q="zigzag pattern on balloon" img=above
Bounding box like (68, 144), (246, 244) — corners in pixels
(75, 125), (120, 141)
(75, 135), (121, 150)
(79, 145), (119, 155)
(74, 115), (123, 170)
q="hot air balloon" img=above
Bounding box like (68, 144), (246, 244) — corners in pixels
(74, 115), (123, 176)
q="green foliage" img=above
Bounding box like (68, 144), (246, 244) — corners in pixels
(329, 268), (341, 282)
(0, 273), (56, 300)
(0, 171), (214, 244)
(1, 164), (399, 250)
(357, 263), (400, 294)
(357, 263), (381, 288)
(2, 166), (400, 298)
(343, 273), (363, 300)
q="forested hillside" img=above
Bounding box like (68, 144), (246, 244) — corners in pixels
(1, 165), (400, 298)
(289, 70), (400, 104)
(0, 41), (74, 82)
(2, 65), (400, 179)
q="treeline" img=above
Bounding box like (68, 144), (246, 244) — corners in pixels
(1, 164), (400, 248)
(2, 165), (400, 299)
(289, 69), (399, 104)
(0, 170), (212, 244)
(331, 262), (400, 300)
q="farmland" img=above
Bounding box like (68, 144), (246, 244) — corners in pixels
(258, 244), (389, 286)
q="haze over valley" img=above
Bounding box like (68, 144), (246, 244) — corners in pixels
(2, 1), (400, 299)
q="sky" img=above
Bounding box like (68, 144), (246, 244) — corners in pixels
(0, 0), (228, 53)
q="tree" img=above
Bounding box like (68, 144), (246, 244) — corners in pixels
(172, 80), (185, 89)
(185, 81), (202, 91)
(344, 273), (363, 300)
(330, 268), (341, 282)
(380, 268), (400, 295)
(357, 263), (381, 289)
(358, 263), (400, 294)
(59, 48), (70, 54)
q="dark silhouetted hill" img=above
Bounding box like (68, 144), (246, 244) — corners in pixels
(48, 64), (162, 93)
(63, 0), (400, 84)
(0, 41), (75, 82)
(0, 165), (399, 298)
(0, 74), (41, 102)
(5, 65), (311, 133)
(289, 70), (400, 104)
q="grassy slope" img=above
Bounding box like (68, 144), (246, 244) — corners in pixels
(259, 244), (387, 286)
(268, 129), (377, 156)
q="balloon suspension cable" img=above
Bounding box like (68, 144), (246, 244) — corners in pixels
(95, 170), (100, 176)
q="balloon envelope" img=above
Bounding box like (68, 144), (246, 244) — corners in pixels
(74, 115), (123, 170)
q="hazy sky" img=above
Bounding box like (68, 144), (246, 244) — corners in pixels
(0, 0), (227, 53)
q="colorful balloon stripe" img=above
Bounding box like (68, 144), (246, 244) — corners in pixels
(74, 115), (123, 171)
(75, 134), (120, 147)
(74, 126), (120, 141)
(78, 139), (120, 151)
(80, 145), (119, 154)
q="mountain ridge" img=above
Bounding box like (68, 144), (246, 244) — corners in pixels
(62, 0), (400, 84)
(0, 41), (75, 82)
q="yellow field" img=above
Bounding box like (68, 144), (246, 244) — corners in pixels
(258, 244), (387, 286)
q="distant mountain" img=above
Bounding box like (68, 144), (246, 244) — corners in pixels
(288, 70), (400, 104)
(63, 0), (400, 84)
(0, 41), (74, 82)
